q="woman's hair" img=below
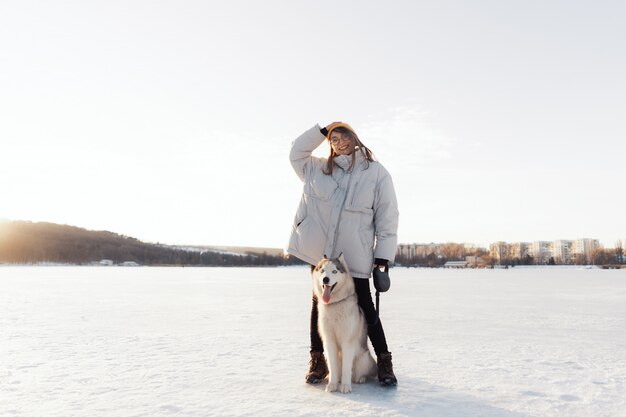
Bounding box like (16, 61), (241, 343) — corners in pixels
(323, 126), (376, 175)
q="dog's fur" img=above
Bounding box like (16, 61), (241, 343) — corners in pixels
(312, 254), (377, 393)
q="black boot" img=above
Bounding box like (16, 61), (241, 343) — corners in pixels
(377, 352), (398, 386)
(305, 351), (328, 384)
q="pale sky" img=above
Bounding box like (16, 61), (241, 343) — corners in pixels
(1, 0), (625, 249)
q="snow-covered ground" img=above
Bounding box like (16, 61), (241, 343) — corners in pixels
(1, 266), (625, 417)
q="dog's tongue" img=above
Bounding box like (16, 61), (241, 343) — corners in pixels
(322, 285), (332, 303)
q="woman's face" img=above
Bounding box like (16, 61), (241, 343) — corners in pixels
(329, 131), (355, 155)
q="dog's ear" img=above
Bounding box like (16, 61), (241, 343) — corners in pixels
(337, 253), (349, 273)
(314, 258), (326, 272)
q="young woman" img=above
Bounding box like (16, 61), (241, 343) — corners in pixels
(287, 122), (399, 386)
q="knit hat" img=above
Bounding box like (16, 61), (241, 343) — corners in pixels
(326, 122), (356, 140)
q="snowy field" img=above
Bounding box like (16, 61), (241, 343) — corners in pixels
(1, 266), (625, 417)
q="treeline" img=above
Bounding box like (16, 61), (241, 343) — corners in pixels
(395, 243), (490, 267)
(0, 221), (305, 266)
(395, 243), (624, 268)
(490, 250), (624, 267)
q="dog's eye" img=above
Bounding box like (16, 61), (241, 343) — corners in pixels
(332, 270), (337, 274)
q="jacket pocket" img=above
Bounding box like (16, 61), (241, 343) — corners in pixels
(344, 206), (374, 216)
(306, 172), (338, 201)
(296, 215), (309, 232)
(342, 206), (375, 253)
(293, 198), (308, 229)
(348, 180), (375, 210)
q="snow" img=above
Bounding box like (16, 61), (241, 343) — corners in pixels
(1, 266), (625, 417)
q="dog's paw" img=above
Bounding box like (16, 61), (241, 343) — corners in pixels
(355, 376), (367, 384)
(326, 382), (338, 393)
(339, 383), (352, 393)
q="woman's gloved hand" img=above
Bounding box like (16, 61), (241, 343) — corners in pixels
(320, 121), (343, 136)
(373, 258), (391, 292)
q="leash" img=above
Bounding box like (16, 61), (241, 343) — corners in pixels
(373, 264), (390, 319)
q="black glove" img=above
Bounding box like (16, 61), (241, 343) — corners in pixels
(373, 259), (391, 292)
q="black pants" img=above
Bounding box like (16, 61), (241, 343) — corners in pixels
(309, 266), (389, 356)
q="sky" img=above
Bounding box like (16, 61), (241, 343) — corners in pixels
(1, 0), (625, 249)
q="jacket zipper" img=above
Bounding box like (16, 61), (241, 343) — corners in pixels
(331, 171), (354, 256)
(349, 181), (359, 207)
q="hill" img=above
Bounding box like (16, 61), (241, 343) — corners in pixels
(0, 221), (299, 266)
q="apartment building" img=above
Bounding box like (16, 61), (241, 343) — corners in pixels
(398, 243), (450, 260)
(490, 238), (603, 264)
(552, 240), (574, 263)
(571, 238), (601, 263)
(397, 244), (417, 260)
(399, 238), (606, 265)
(509, 242), (532, 259)
(530, 241), (551, 263)
(572, 238), (600, 253)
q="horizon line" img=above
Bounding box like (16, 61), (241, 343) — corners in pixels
(1, 218), (623, 249)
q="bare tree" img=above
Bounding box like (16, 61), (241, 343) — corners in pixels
(439, 243), (465, 261)
(616, 241), (624, 264)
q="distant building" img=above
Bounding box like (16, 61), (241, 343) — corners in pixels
(490, 241), (533, 264)
(531, 241), (551, 264)
(571, 238), (601, 263)
(490, 238), (603, 265)
(509, 242), (531, 259)
(397, 244), (417, 260)
(489, 242), (508, 263)
(465, 255), (479, 268)
(397, 243), (445, 262)
(552, 240), (574, 264)
(444, 261), (468, 268)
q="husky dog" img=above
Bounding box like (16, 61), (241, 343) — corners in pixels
(312, 254), (377, 393)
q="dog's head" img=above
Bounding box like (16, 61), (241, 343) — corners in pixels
(311, 254), (354, 304)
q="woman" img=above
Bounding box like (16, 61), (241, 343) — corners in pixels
(287, 122), (399, 386)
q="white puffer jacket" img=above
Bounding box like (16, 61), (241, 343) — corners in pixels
(287, 125), (399, 279)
